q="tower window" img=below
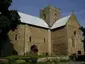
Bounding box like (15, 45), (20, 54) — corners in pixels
(44, 14), (46, 19)
(29, 36), (31, 42)
(15, 34), (17, 40)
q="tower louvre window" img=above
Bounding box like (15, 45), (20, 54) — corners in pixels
(15, 34), (17, 40)
(44, 14), (46, 19)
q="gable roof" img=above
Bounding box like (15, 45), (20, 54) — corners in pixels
(18, 12), (49, 28)
(18, 12), (72, 29)
(51, 15), (71, 29)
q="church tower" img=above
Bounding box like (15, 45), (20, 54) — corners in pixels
(40, 5), (61, 27)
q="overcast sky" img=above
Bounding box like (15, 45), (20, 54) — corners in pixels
(9, 0), (85, 27)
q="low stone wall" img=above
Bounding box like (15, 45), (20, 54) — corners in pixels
(0, 58), (8, 63)
(37, 56), (69, 62)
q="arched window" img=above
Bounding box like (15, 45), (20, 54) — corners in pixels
(15, 34), (17, 40)
(44, 14), (46, 19)
(74, 31), (76, 36)
(45, 52), (48, 56)
(44, 38), (45, 43)
(55, 13), (57, 16)
(29, 36), (31, 42)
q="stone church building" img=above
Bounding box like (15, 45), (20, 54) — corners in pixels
(0, 6), (84, 56)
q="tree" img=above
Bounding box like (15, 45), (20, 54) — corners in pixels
(0, 0), (20, 34)
(10, 10), (21, 30)
(0, 15), (10, 34)
(0, 0), (21, 56)
(80, 27), (85, 52)
(0, 0), (12, 19)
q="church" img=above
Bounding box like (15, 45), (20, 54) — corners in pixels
(1, 5), (84, 56)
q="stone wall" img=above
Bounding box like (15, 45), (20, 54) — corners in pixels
(8, 24), (49, 56)
(24, 25), (49, 55)
(66, 13), (84, 55)
(51, 27), (68, 55)
(7, 13), (84, 56)
(8, 24), (25, 55)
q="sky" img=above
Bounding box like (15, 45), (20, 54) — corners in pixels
(9, 0), (85, 27)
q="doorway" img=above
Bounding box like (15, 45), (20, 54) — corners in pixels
(78, 50), (81, 55)
(30, 45), (38, 55)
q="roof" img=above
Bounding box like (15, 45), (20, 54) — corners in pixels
(18, 12), (49, 28)
(18, 12), (71, 29)
(51, 15), (71, 29)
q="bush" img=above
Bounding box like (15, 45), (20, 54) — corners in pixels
(15, 59), (26, 64)
(8, 58), (16, 64)
(0, 62), (9, 64)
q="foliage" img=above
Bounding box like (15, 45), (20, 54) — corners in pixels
(0, 0), (12, 8)
(0, 0), (21, 57)
(0, 0), (21, 34)
(2, 55), (70, 64)
(80, 27), (85, 38)
(10, 10), (21, 30)
(0, 16), (10, 28)
(0, 15), (10, 34)
(0, 0), (12, 20)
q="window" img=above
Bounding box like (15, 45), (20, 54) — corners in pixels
(45, 53), (48, 56)
(44, 14), (46, 19)
(29, 36), (31, 42)
(15, 34), (17, 40)
(44, 38), (45, 43)
(74, 31), (76, 36)
(55, 13), (57, 15)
